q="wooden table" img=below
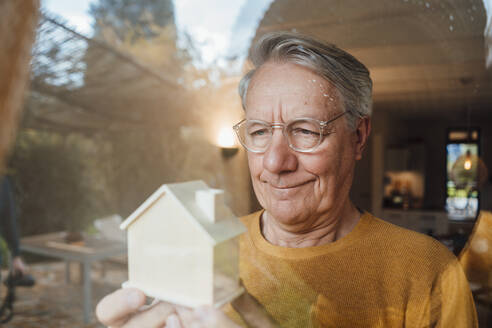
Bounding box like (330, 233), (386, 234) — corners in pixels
(20, 232), (127, 324)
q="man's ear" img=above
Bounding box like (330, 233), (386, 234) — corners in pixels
(354, 117), (371, 160)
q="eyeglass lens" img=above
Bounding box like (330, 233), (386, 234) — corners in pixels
(238, 119), (325, 152)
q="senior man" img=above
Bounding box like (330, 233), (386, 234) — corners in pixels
(97, 32), (477, 327)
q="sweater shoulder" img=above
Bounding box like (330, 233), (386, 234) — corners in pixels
(366, 213), (457, 267)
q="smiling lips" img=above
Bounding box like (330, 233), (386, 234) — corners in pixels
(265, 179), (314, 192)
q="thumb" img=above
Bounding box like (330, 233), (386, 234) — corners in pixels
(96, 288), (146, 326)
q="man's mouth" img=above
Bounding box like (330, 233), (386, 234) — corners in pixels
(267, 180), (314, 189)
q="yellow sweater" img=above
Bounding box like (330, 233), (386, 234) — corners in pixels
(230, 211), (477, 327)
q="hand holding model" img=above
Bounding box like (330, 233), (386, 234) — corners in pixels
(96, 287), (278, 328)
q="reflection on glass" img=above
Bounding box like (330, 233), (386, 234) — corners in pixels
(446, 142), (479, 220)
(8, 0), (492, 325)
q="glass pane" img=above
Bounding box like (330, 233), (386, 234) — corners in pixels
(3, 0), (491, 325)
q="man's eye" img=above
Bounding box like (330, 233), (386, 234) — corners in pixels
(249, 128), (268, 136)
(292, 128), (319, 136)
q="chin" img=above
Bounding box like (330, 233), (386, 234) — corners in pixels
(265, 200), (308, 226)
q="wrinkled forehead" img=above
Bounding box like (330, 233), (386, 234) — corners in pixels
(245, 62), (342, 120)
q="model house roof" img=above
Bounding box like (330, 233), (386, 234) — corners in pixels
(120, 180), (246, 244)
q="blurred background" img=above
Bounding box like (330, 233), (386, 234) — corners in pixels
(1, 0), (491, 326)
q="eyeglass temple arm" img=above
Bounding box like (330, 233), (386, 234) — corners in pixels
(320, 111), (347, 131)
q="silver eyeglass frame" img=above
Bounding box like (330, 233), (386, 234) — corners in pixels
(233, 111), (347, 153)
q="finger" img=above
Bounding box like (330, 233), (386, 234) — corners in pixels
(96, 288), (146, 326)
(121, 301), (176, 328)
(166, 313), (183, 328)
(192, 306), (241, 328)
(137, 297), (160, 312)
(175, 306), (198, 328)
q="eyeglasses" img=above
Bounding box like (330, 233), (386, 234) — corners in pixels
(233, 112), (347, 153)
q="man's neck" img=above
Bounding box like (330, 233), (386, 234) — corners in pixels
(261, 202), (361, 248)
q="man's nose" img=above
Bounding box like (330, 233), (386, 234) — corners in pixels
(263, 130), (298, 173)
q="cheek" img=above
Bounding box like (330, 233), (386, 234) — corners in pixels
(303, 157), (338, 189)
(247, 154), (268, 207)
(301, 143), (352, 185)
(247, 153), (263, 179)
(301, 147), (339, 176)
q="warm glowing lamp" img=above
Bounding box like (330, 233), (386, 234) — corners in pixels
(218, 127), (235, 148)
(217, 127), (238, 157)
(464, 150), (472, 170)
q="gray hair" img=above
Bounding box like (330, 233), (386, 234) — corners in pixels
(239, 32), (373, 130)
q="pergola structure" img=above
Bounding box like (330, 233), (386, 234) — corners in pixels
(27, 12), (186, 135)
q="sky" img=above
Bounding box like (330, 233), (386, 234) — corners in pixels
(483, 0), (492, 67)
(174, 0), (273, 69)
(174, 0), (246, 67)
(40, 0), (273, 69)
(42, 0), (95, 36)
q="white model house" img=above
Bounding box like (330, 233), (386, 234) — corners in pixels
(120, 180), (246, 308)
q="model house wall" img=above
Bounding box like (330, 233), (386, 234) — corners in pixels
(121, 180), (245, 307)
(127, 191), (213, 305)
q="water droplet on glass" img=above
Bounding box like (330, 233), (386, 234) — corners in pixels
(470, 16), (474, 21)
(472, 5), (477, 11)
(449, 14), (454, 21)
(425, 2), (430, 8)
(449, 25), (454, 31)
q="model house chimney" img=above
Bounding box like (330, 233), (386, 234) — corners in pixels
(195, 189), (225, 222)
